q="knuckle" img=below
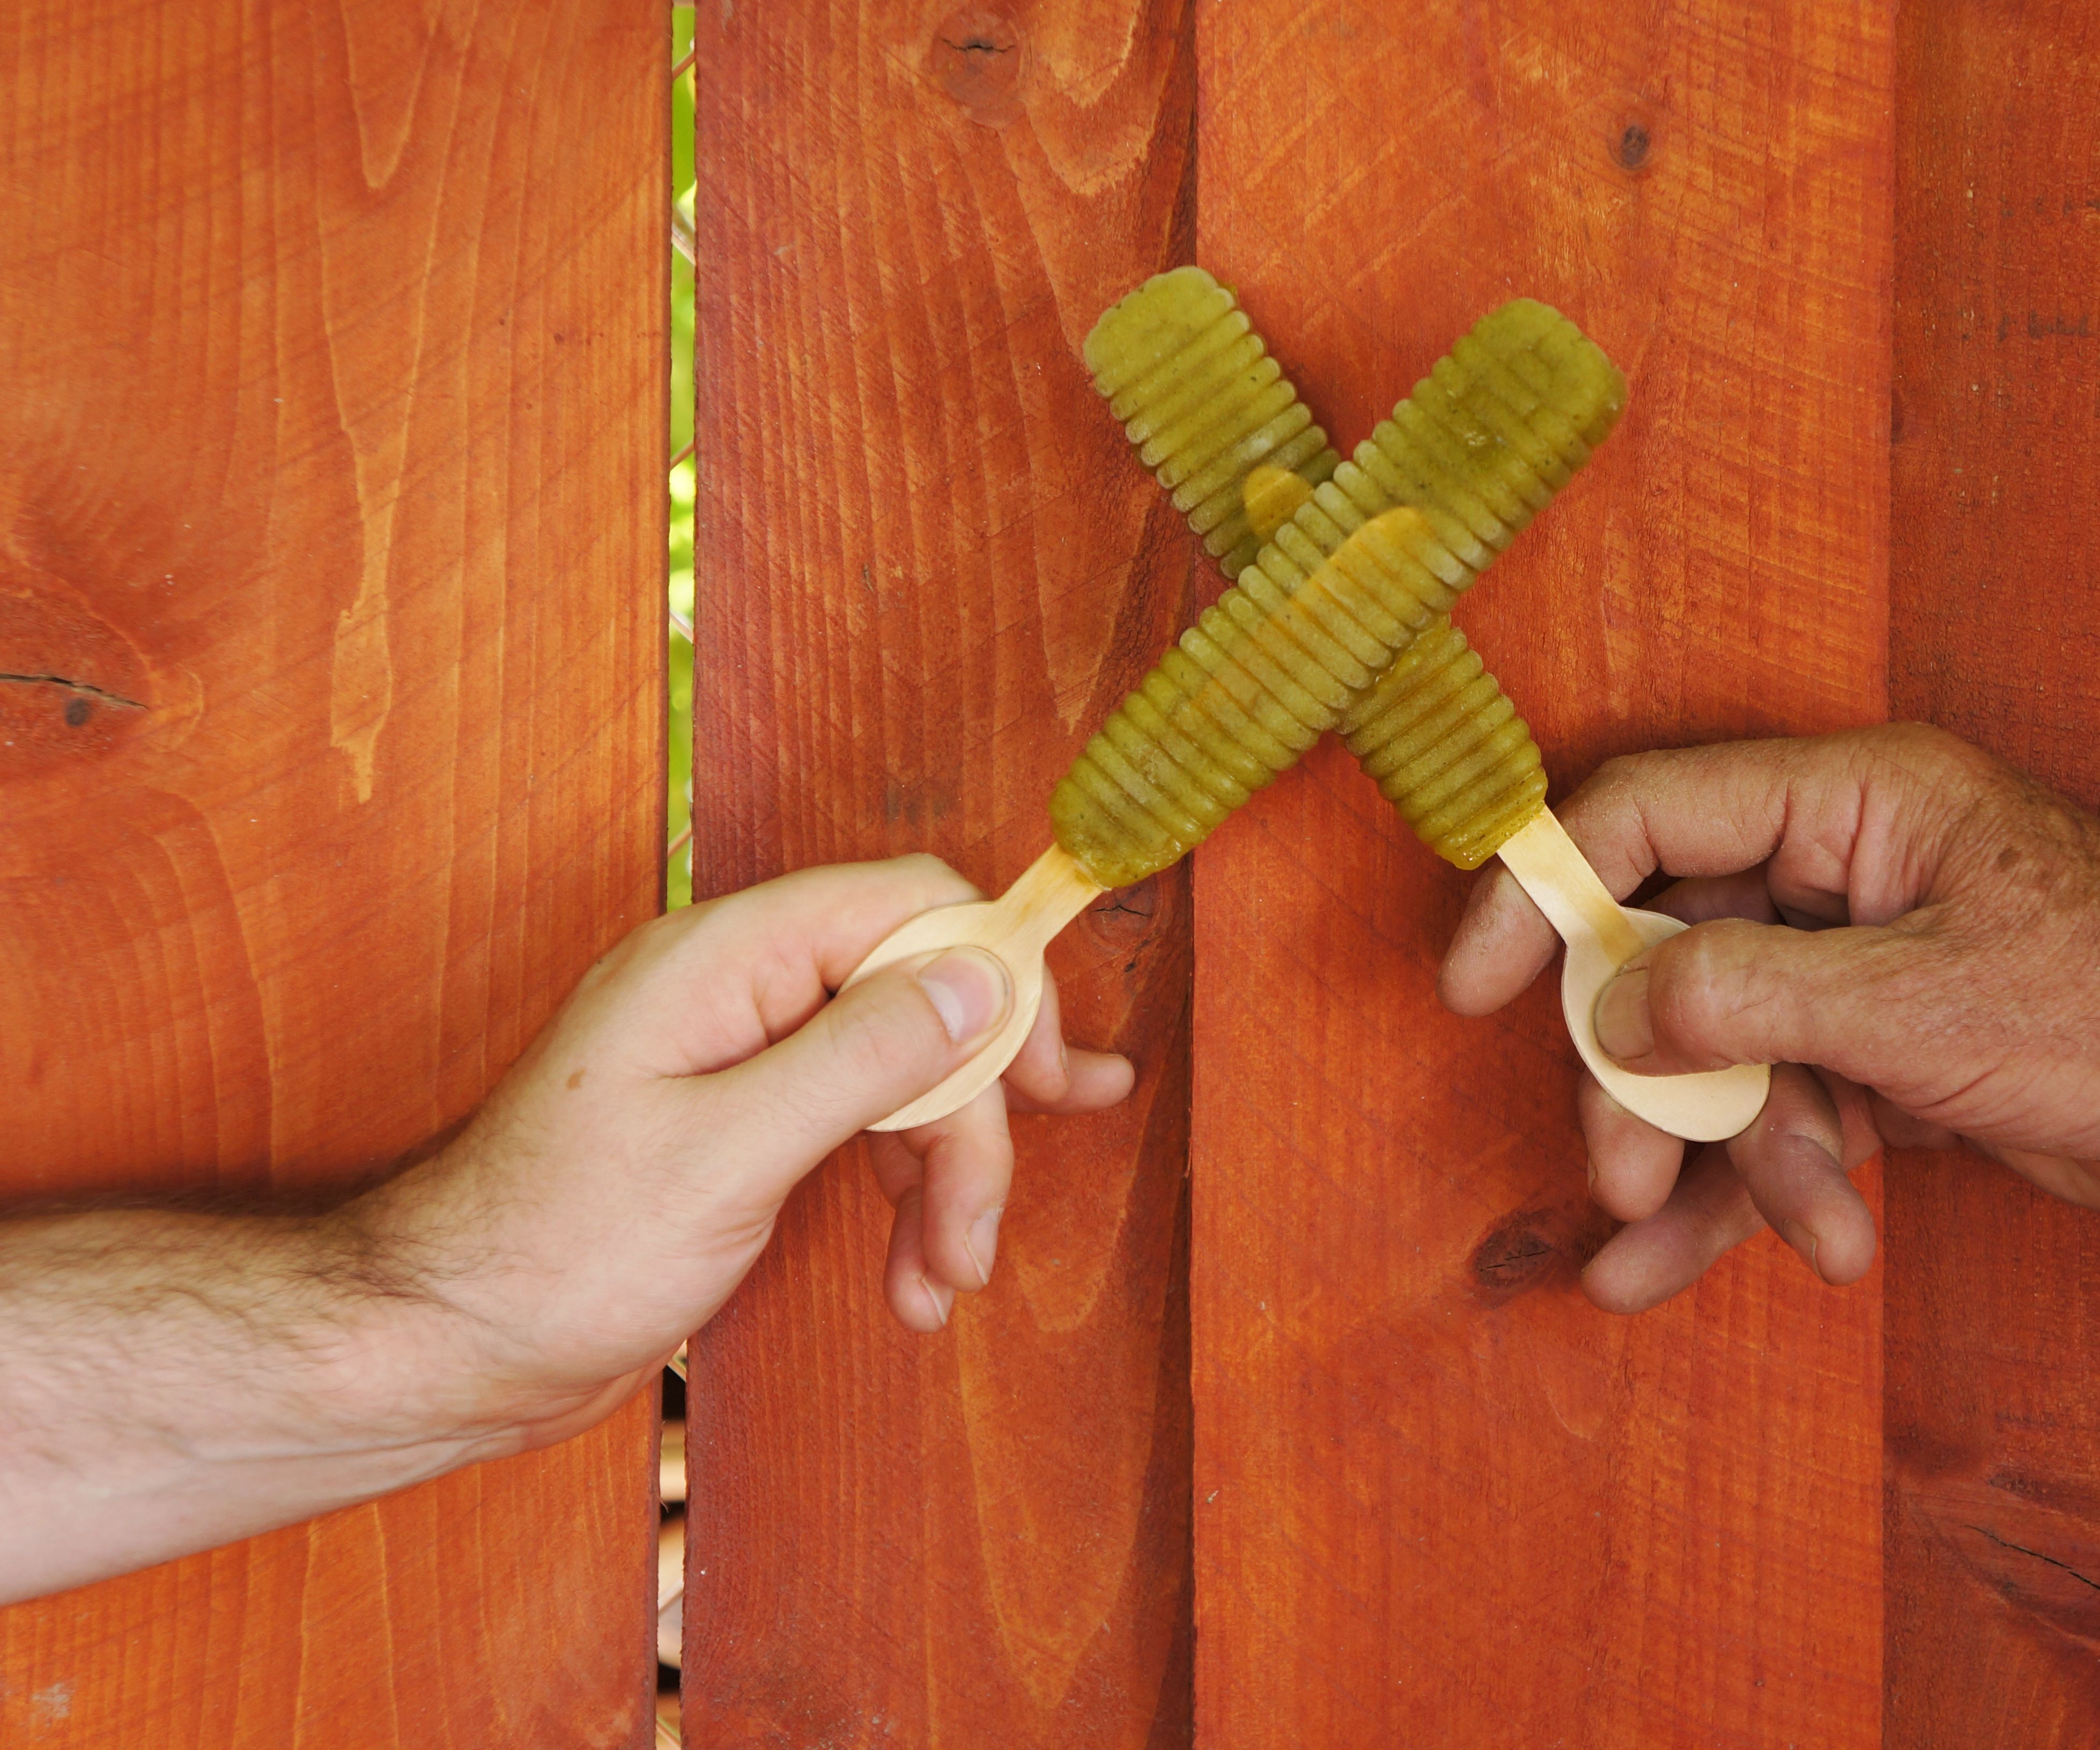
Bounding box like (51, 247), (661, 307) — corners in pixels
(1757, 1063), (1842, 1149)
(580, 909), (681, 990)
(1589, 751), (1647, 800)
(1570, 752), (1663, 866)
(893, 850), (964, 885)
(893, 851), (954, 878)
(909, 851), (982, 903)
(672, 895), (744, 964)
(1872, 720), (1964, 762)
(1592, 745), (1680, 812)
(1870, 720), (1994, 793)
(870, 852), (980, 909)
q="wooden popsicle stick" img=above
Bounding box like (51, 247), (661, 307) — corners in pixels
(1496, 809), (1771, 1142)
(1496, 808), (1647, 966)
(842, 845), (1105, 1132)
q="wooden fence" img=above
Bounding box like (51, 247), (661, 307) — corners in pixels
(4, 2), (2098, 1746)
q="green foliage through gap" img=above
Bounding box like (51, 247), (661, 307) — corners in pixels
(668, 8), (696, 909)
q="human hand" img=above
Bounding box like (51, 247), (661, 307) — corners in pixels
(1440, 725), (2100, 1313)
(354, 855), (1133, 1450)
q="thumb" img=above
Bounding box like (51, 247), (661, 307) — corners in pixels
(1592, 915), (1947, 1086)
(706, 946), (1012, 1196)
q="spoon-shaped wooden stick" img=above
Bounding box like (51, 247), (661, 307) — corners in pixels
(842, 846), (1104, 1132)
(1495, 809), (1770, 1141)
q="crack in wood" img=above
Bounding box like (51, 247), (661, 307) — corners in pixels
(1970, 1523), (2100, 1593)
(0, 673), (147, 711)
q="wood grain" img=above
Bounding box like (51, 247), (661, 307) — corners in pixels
(685, 2), (1198, 1745)
(1191, 3), (1890, 1744)
(0, 2), (664, 1744)
(1889, 5), (2100, 1741)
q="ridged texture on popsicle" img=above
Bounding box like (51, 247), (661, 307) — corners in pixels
(1050, 506), (1458, 888)
(1082, 271), (1564, 872)
(1339, 616), (1547, 868)
(1083, 265), (1343, 580)
(1054, 289), (1623, 889)
(1344, 297), (1624, 573)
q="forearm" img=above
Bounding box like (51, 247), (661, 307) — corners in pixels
(0, 859), (1127, 1604)
(0, 1202), (515, 1605)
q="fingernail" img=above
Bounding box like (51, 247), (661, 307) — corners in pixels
(1779, 1218), (1824, 1281)
(1593, 968), (1655, 1061)
(918, 1272), (952, 1329)
(963, 1207), (1003, 1288)
(916, 948), (1010, 1045)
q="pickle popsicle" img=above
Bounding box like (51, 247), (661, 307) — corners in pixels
(1052, 279), (1625, 889)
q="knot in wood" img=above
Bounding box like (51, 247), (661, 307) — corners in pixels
(1466, 1203), (1607, 1309)
(0, 577), (151, 779)
(1614, 121), (1652, 172)
(932, 6), (1023, 127)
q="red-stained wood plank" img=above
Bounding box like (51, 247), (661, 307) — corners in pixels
(1190, 5), (1890, 1744)
(1889, 6), (2100, 1741)
(0, 2), (664, 1744)
(685, 3), (1197, 1745)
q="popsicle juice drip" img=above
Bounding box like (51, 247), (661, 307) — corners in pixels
(1053, 273), (1623, 889)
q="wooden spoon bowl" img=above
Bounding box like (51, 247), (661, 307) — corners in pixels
(841, 848), (1103, 1132)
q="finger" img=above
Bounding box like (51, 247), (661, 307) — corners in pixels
(702, 946), (1012, 1208)
(1589, 914), (1953, 1086)
(1005, 1048), (1135, 1116)
(884, 1187), (955, 1333)
(1581, 1143), (1768, 1315)
(1649, 864), (1851, 933)
(1444, 740), (1871, 1027)
(1725, 1064), (1877, 1284)
(901, 1082), (1014, 1294)
(598, 855), (986, 1075)
(1650, 870), (1849, 936)
(706, 854), (983, 992)
(1972, 1141), (2100, 1210)
(1571, 725), (1997, 921)
(1550, 736), (1872, 902)
(1577, 1075), (1686, 1222)
(1000, 965), (1073, 1106)
(1439, 861), (1561, 1017)
(866, 1128), (924, 1208)
(1867, 1092), (1959, 1151)
(998, 966), (1136, 1116)
(1645, 869), (1783, 926)
(1820, 1067), (1889, 1169)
